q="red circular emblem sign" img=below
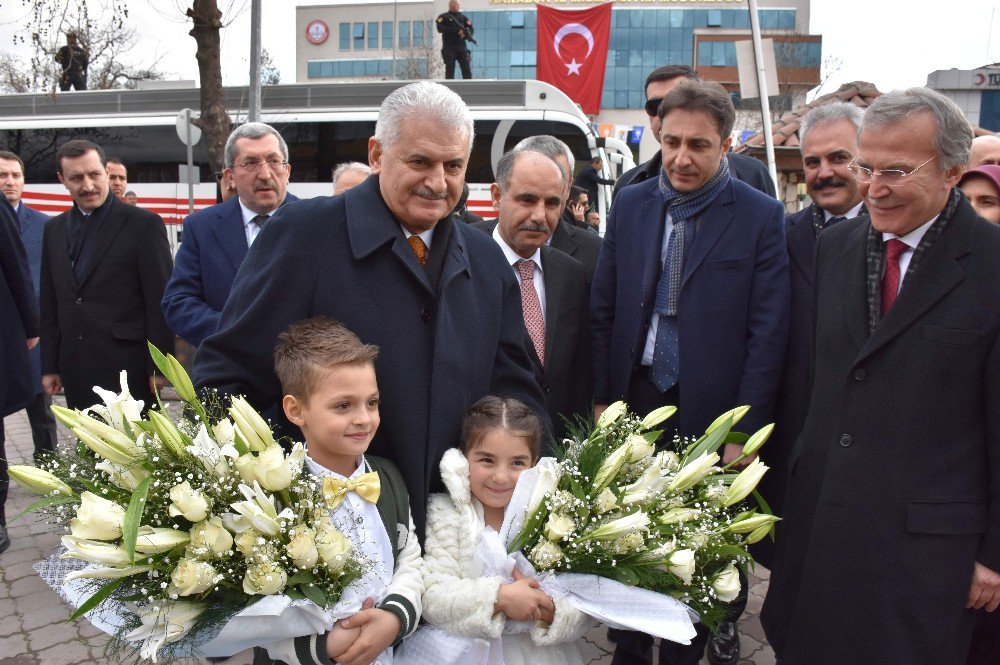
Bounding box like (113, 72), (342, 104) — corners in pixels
(306, 20), (329, 45)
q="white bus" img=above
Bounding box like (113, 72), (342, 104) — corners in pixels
(1, 80), (632, 250)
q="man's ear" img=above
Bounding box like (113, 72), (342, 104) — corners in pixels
(283, 394), (305, 427)
(368, 138), (383, 174)
(490, 182), (502, 210)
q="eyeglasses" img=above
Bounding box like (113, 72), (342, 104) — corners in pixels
(234, 158), (289, 173)
(847, 156), (935, 185)
(644, 97), (663, 117)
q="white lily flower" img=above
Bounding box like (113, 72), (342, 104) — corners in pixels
(65, 564), (154, 582)
(721, 459), (768, 507)
(704, 406), (751, 435)
(125, 601), (206, 663)
(134, 526), (191, 554)
(228, 397), (274, 452)
(91, 371), (144, 429)
(61, 535), (132, 567)
(95, 459), (147, 491)
(70, 491), (126, 541)
(581, 511), (650, 541)
(667, 451), (720, 493)
(640, 405), (677, 430)
(7, 465), (73, 496)
(658, 507), (701, 525)
(725, 513), (779, 534)
(164, 354), (197, 404)
(712, 563), (741, 602)
(148, 410), (189, 459)
(622, 456), (670, 504)
(228, 482), (281, 536)
(741, 423), (775, 458)
(185, 425), (230, 478)
(596, 401), (627, 428)
(626, 434), (656, 462)
(525, 458), (560, 514)
(593, 487), (618, 514)
(50, 404), (81, 429)
(212, 419), (239, 455)
(593, 440), (632, 491)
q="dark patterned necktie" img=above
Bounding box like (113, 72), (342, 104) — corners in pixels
(516, 259), (545, 365)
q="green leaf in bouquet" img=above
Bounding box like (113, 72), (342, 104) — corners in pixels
(640, 429), (664, 445)
(302, 584), (328, 607)
(287, 571), (317, 586)
(723, 431), (749, 444)
(508, 505), (549, 554)
(285, 588), (306, 601)
(752, 489), (773, 515)
(231, 430), (252, 456)
(700, 472), (740, 486)
(69, 576), (129, 621)
(614, 567), (640, 586)
(148, 342), (172, 384)
(684, 417), (733, 461)
(13, 493), (78, 522)
(123, 477), (153, 563)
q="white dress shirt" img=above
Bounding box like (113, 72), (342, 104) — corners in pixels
(239, 201), (271, 247)
(641, 210), (676, 366)
(881, 215), (938, 295)
(492, 226), (546, 323)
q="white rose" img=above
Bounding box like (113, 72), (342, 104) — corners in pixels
(286, 526), (320, 570)
(188, 516), (234, 559)
(543, 513), (576, 542)
(70, 491), (126, 541)
(665, 548), (696, 585)
(529, 539), (564, 570)
(712, 563), (741, 602)
(234, 530), (263, 558)
(315, 526), (353, 573)
(170, 557), (218, 596)
(255, 443), (305, 492)
(168, 481), (210, 523)
(233, 454), (259, 485)
(243, 560), (287, 595)
(613, 531), (645, 554)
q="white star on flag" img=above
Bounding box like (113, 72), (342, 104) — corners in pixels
(565, 58), (583, 76)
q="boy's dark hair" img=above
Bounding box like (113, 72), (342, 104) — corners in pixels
(274, 317), (380, 400)
(657, 80), (736, 140)
(644, 64), (699, 92)
(460, 396), (541, 462)
(568, 185), (587, 203)
(56, 139), (106, 172)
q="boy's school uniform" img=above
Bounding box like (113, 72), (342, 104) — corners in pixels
(257, 454), (423, 665)
(397, 449), (593, 665)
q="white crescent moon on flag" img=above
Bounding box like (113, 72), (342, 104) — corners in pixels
(553, 23), (595, 60)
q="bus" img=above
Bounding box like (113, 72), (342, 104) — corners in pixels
(0, 79), (633, 251)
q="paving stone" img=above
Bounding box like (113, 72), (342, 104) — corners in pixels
(0, 612), (22, 637)
(0, 634), (29, 660)
(35, 637), (95, 665)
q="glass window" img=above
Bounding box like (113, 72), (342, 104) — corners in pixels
(707, 10), (722, 27)
(483, 11), (497, 29)
(353, 23), (365, 50)
(382, 21), (393, 49)
(511, 11), (524, 28)
(413, 20), (423, 48)
(399, 21), (410, 48)
(368, 22), (378, 49)
(615, 90), (628, 109)
(525, 51), (536, 66)
(511, 51), (523, 66)
(339, 23), (350, 51)
(669, 10), (683, 28)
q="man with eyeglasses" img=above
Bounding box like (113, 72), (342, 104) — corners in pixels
(762, 87), (1000, 665)
(613, 64), (776, 201)
(163, 122), (298, 347)
(758, 102), (866, 572)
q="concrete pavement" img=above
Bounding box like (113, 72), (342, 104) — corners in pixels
(1, 408), (776, 664)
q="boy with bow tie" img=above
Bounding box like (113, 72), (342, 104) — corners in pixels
(259, 317), (422, 665)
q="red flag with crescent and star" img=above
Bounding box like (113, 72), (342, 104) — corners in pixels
(536, 3), (613, 115)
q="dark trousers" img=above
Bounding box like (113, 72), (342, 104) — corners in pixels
(24, 392), (57, 456)
(611, 365), (746, 664)
(59, 72), (87, 91)
(441, 45), (472, 79)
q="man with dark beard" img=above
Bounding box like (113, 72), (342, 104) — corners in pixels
(756, 102), (866, 568)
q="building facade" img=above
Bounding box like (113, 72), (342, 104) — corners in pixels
(928, 64), (1000, 133)
(296, 0), (820, 161)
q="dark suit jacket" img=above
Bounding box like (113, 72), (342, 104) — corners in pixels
(761, 195), (1000, 664)
(16, 203), (49, 395)
(574, 165), (615, 210)
(613, 151), (777, 200)
(162, 194), (298, 347)
(194, 179), (546, 534)
(40, 194), (174, 409)
(591, 175), (789, 437)
(1, 198), (37, 418)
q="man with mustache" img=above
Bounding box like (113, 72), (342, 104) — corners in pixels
(484, 147), (591, 440)
(591, 80), (789, 665)
(40, 139), (173, 410)
(195, 81), (546, 539)
(761, 86), (1000, 665)
(756, 102), (866, 569)
(162, 122), (297, 347)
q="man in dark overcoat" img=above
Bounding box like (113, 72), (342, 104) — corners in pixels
(40, 140), (174, 411)
(761, 87), (1000, 665)
(194, 81), (546, 535)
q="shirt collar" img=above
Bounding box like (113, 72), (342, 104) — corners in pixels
(239, 200), (278, 226)
(305, 453), (367, 480)
(882, 214), (939, 250)
(492, 225), (543, 273)
(824, 200), (864, 222)
(400, 225), (435, 249)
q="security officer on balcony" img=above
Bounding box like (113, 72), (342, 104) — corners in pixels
(436, 0), (474, 80)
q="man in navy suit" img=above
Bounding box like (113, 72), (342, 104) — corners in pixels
(162, 122), (297, 347)
(0, 151), (56, 455)
(591, 80), (789, 665)
(757, 102), (865, 569)
(194, 82), (546, 535)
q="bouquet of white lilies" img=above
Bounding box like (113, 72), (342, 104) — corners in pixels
(498, 402), (777, 642)
(9, 345), (363, 663)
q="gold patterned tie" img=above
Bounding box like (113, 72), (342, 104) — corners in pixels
(322, 472), (381, 510)
(407, 235), (428, 266)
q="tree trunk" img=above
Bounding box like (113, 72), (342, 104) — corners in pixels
(187, 0), (229, 174)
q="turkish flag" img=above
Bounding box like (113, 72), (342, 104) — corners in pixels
(536, 3), (612, 115)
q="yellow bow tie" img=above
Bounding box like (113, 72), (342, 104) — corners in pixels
(322, 472), (381, 510)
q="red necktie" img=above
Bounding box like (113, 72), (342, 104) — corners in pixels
(881, 239), (908, 315)
(407, 235), (428, 266)
(516, 259), (545, 365)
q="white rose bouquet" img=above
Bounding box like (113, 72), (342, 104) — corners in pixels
(502, 402), (778, 639)
(9, 345), (364, 663)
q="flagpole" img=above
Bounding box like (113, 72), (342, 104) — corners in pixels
(747, 0), (778, 194)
